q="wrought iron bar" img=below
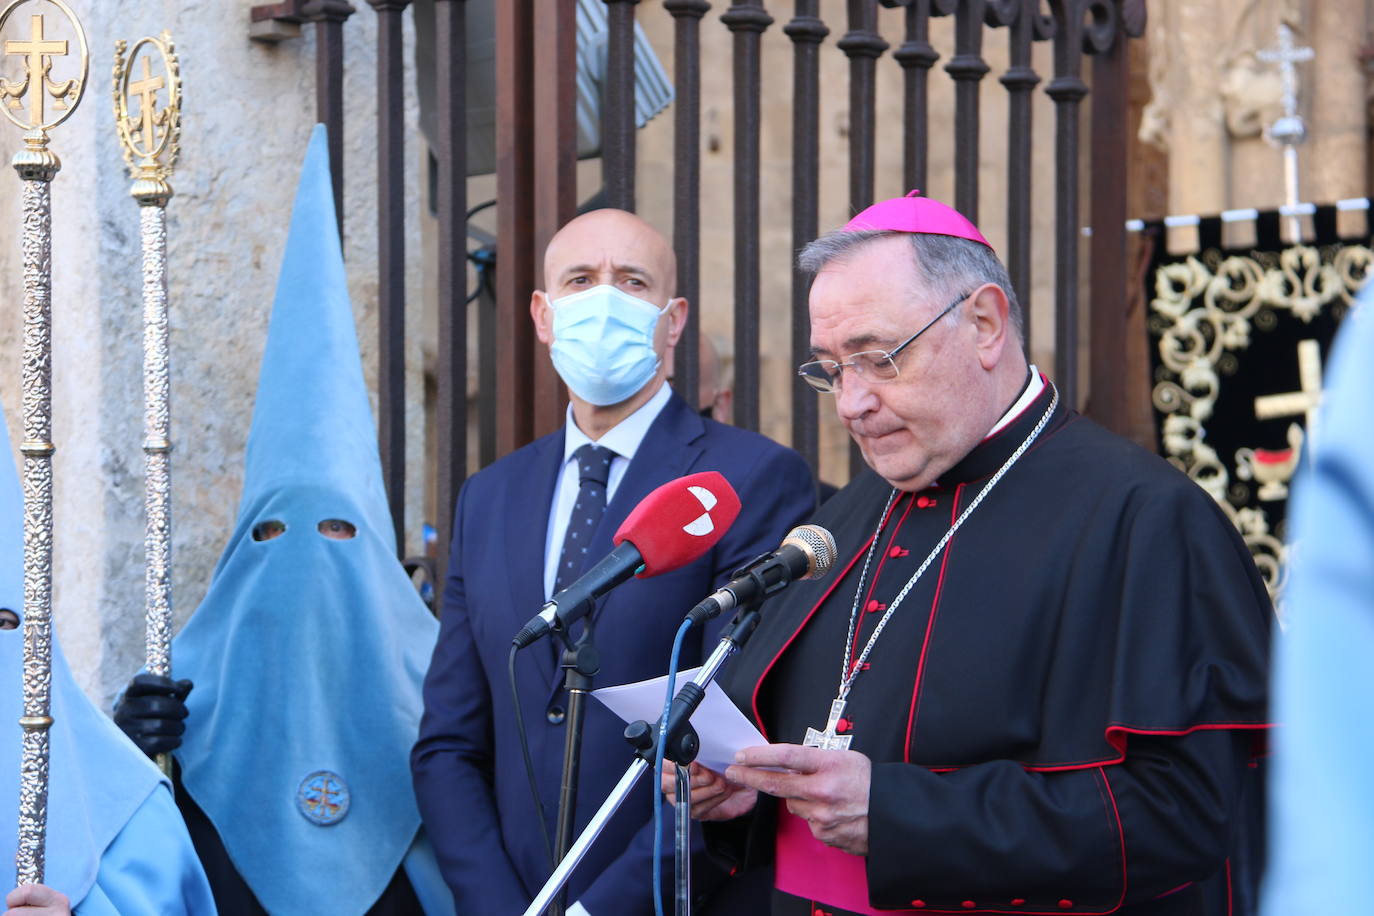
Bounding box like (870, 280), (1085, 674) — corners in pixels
(434, 0), (467, 581)
(995, 0), (1047, 348)
(495, 0), (537, 456)
(531, 1), (576, 444)
(840, 0), (887, 210)
(305, 0), (353, 239)
(785, 1), (827, 470)
(665, 0), (710, 412)
(839, 0), (887, 474)
(1046, 0), (1090, 408)
(945, 0), (988, 222)
(369, 0), (410, 552)
(1087, 0), (1145, 435)
(474, 239), (498, 468)
(721, 0), (773, 433)
(603, 0), (639, 211)
(892, 0), (939, 192)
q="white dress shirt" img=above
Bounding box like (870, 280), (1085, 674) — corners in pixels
(543, 382), (673, 600)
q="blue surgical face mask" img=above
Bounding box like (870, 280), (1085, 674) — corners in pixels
(549, 284), (671, 406)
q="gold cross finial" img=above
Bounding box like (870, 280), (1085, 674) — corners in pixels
(0, 1), (87, 138)
(112, 32), (181, 199)
(4, 15), (65, 126)
(127, 53), (165, 153)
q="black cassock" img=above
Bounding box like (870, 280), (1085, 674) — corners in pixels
(710, 383), (1272, 916)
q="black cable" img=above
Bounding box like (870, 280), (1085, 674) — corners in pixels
(509, 644), (555, 869)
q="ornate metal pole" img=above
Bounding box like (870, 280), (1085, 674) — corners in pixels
(1259, 23), (1314, 243)
(0, 0), (88, 884)
(113, 32), (181, 777)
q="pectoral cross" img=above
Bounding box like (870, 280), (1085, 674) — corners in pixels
(1255, 339), (1323, 432)
(127, 54), (165, 153)
(803, 698), (853, 751)
(3, 15), (70, 127)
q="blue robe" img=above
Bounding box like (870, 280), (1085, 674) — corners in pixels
(1262, 296), (1374, 911)
(169, 125), (452, 916)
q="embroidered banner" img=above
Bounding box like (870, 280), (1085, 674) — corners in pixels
(1144, 207), (1371, 615)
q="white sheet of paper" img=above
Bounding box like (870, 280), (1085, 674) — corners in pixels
(591, 666), (768, 774)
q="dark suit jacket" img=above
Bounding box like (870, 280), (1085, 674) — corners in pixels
(413, 392), (816, 915)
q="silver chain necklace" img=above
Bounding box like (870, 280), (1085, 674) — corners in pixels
(802, 385), (1060, 751)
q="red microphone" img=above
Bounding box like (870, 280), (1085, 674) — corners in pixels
(512, 472), (741, 648)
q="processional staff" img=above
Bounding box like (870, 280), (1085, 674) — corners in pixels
(0, 0), (88, 885)
(112, 31), (181, 777)
(1259, 23), (1314, 244)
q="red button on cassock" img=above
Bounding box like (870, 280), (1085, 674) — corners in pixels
(1010, 900), (1026, 907)
(961, 902), (976, 909)
(909, 902), (925, 909)
(1059, 900), (1074, 910)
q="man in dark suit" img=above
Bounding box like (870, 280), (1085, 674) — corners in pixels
(412, 208), (816, 915)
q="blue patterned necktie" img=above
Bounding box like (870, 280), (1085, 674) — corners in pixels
(554, 443), (616, 594)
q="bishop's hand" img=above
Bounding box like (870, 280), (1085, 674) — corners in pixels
(112, 672), (193, 759)
(726, 743), (872, 856)
(660, 760), (760, 821)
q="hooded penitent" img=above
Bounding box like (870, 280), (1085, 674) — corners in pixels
(0, 411), (170, 909)
(171, 125), (439, 915)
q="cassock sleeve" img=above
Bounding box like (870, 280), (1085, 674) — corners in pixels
(865, 729), (1252, 912)
(77, 784), (217, 916)
(411, 480), (531, 915)
(573, 444), (819, 916)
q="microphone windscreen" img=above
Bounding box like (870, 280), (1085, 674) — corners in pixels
(613, 471), (741, 577)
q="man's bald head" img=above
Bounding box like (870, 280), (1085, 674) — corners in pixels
(542, 208), (678, 301)
(530, 208), (690, 425)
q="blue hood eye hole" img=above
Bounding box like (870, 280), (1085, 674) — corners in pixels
(317, 519), (357, 540)
(252, 520), (287, 542)
(0, 608), (18, 630)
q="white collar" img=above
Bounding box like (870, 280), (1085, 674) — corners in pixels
(563, 381), (673, 463)
(986, 366), (1046, 438)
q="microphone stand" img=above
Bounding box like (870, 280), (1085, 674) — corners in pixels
(521, 607), (763, 916)
(550, 620), (602, 916)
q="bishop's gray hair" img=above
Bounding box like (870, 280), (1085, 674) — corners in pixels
(797, 229), (1024, 340)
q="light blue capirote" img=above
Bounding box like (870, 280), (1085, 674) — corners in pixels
(1261, 289), (1374, 912)
(171, 125), (451, 916)
(0, 413), (215, 913)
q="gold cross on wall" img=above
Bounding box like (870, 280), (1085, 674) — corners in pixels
(1255, 339), (1323, 431)
(4, 14), (67, 127)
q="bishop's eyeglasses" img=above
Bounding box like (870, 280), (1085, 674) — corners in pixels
(797, 291), (971, 393)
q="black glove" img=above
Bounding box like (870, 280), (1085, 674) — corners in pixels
(112, 673), (192, 760)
